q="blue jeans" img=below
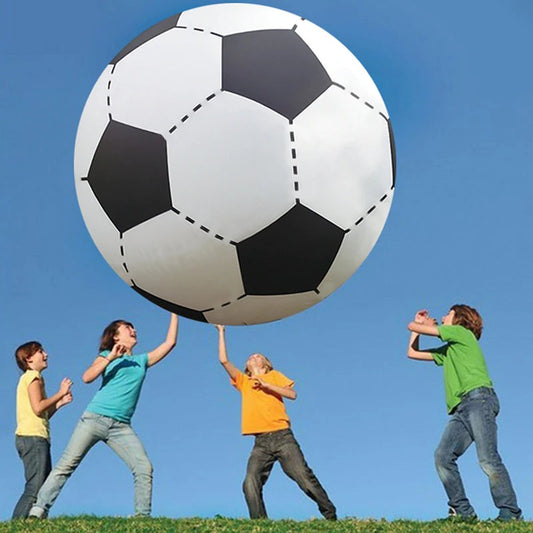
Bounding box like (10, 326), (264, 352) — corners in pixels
(12, 436), (51, 518)
(29, 412), (152, 517)
(243, 428), (336, 520)
(434, 387), (521, 519)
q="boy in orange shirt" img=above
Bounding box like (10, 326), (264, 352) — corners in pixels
(215, 325), (336, 520)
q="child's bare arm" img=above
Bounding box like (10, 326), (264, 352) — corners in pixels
(147, 313), (179, 367)
(48, 390), (73, 418)
(253, 379), (297, 400)
(407, 331), (434, 361)
(215, 325), (240, 379)
(82, 343), (127, 383)
(407, 310), (438, 361)
(407, 310), (439, 337)
(28, 377), (72, 417)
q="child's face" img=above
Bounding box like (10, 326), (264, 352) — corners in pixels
(26, 347), (48, 372)
(246, 353), (267, 374)
(114, 323), (137, 350)
(442, 309), (456, 326)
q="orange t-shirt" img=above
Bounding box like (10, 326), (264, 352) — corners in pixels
(231, 369), (294, 435)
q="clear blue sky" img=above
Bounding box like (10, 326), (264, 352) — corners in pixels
(1, 0), (532, 522)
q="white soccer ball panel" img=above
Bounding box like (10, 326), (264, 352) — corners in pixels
(295, 85), (393, 229)
(178, 3), (298, 35)
(204, 291), (321, 326)
(122, 211), (244, 310)
(74, 181), (129, 283)
(318, 194), (392, 297)
(296, 20), (387, 115)
(167, 91), (294, 242)
(74, 66), (113, 179)
(110, 28), (221, 134)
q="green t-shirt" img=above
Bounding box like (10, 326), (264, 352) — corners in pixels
(431, 325), (493, 413)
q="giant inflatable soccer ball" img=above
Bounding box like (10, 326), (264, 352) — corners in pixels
(74, 3), (396, 325)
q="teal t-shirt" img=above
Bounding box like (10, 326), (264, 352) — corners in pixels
(431, 325), (493, 414)
(86, 351), (149, 423)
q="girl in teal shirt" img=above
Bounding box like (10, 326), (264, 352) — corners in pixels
(29, 313), (178, 518)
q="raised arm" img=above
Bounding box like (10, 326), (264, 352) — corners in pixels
(147, 313), (179, 367)
(407, 310), (438, 361)
(215, 324), (240, 380)
(28, 376), (72, 417)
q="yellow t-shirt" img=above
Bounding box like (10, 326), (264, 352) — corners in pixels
(16, 370), (50, 440)
(231, 369), (294, 435)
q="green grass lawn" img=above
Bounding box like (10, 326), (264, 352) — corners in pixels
(1, 517), (531, 533)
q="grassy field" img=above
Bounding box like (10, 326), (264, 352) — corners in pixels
(1, 517), (531, 533)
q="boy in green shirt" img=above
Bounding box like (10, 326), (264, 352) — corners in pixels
(407, 304), (521, 521)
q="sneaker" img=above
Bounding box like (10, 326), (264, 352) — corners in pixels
(441, 507), (477, 522)
(496, 513), (523, 522)
(28, 506), (45, 519)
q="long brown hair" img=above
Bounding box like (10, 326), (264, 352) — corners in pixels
(99, 320), (134, 352)
(451, 304), (483, 339)
(15, 341), (42, 371)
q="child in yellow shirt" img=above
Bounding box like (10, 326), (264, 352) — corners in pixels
(13, 342), (72, 518)
(215, 325), (336, 520)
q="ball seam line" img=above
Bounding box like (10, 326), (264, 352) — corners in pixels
(347, 192), (391, 233)
(168, 92), (220, 134)
(288, 122), (300, 199)
(331, 81), (389, 121)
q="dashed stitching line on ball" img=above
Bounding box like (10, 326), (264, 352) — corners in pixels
(168, 207), (236, 245)
(168, 91), (219, 133)
(107, 69), (114, 121)
(288, 122), (300, 200)
(175, 25), (223, 38)
(347, 192), (391, 232)
(199, 292), (247, 314)
(331, 81), (387, 122)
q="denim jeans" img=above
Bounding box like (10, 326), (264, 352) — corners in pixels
(29, 412), (153, 517)
(12, 436), (51, 518)
(434, 387), (521, 519)
(243, 428), (336, 519)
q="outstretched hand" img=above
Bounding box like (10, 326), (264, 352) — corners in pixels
(215, 324), (225, 333)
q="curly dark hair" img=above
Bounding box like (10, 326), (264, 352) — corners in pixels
(451, 304), (483, 339)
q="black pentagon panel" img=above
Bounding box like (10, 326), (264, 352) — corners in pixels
(87, 121), (171, 234)
(222, 30), (332, 121)
(133, 285), (207, 323)
(111, 13), (182, 65)
(387, 118), (397, 189)
(237, 203), (345, 295)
